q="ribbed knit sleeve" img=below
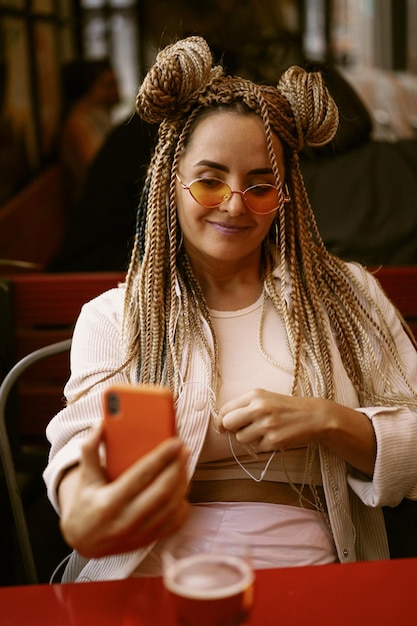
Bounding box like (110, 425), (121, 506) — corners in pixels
(43, 286), (127, 512)
(345, 266), (417, 506)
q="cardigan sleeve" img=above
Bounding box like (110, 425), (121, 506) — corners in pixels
(43, 286), (128, 513)
(345, 265), (417, 506)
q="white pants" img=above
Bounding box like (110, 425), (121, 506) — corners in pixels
(133, 501), (338, 576)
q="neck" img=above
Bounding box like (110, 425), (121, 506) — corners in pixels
(199, 271), (264, 311)
(183, 245), (266, 310)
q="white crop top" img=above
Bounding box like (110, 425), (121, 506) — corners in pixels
(194, 293), (323, 485)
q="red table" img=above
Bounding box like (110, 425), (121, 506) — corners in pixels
(0, 558), (415, 625)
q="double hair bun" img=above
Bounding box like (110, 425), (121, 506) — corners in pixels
(136, 36), (222, 124)
(137, 35), (339, 152)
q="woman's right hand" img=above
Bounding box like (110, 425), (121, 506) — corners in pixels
(58, 426), (190, 558)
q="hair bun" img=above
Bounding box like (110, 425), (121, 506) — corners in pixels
(278, 66), (339, 150)
(136, 36), (218, 124)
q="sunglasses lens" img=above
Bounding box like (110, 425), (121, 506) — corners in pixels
(244, 185), (279, 214)
(186, 179), (279, 214)
(189, 179), (231, 208)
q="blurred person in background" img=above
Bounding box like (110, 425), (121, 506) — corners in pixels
(48, 113), (156, 272)
(58, 58), (120, 209)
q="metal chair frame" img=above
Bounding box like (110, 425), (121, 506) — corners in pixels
(0, 339), (71, 584)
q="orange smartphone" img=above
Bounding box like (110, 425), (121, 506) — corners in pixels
(102, 383), (176, 481)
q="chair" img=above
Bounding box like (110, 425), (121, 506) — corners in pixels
(0, 339), (71, 584)
(0, 272), (124, 445)
(0, 271), (124, 584)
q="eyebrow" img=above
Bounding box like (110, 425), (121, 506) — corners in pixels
(194, 160), (273, 176)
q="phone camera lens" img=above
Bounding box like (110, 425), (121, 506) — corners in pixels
(108, 393), (120, 415)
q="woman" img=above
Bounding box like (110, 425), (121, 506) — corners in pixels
(44, 37), (417, 582)
(59, 59), (120, 208)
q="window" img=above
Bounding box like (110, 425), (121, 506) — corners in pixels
(0, 1), (77, 202)
(0, 0), (142, 203)
(80, 0), (141, 122)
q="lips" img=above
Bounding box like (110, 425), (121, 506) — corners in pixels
(209, 221), (250, 235)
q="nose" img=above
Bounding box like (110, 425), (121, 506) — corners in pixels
(219, 190), (247, 216)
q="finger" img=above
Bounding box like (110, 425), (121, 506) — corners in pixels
(116, 445), (189, 533)
(82, 422), (103, 452)
(97, 498), (190, 557)
(131, 476), (190, 540)
(97, 458), (190, 556)
(221, 408), (254, 434)
(217, 395), (247, 427)
(108, 438), (189, 506)
(213, 412), (225, 433)
(218, 391), (261, 433)
(135, 498), (190, 547)
(234, 421), (262, 445)
(79, 425), (108, 485)
(66, 444), (189, 558)
(129, 448), (190, 520)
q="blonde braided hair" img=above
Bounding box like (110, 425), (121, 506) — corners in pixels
(120, 35), (416, 418)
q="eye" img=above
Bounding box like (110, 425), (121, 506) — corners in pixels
(196, 177), (225, 189)
(247, 184), (275, 197)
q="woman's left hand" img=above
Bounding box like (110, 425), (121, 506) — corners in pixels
(215, 388), (376, 476)
(215, 389), (325, 452)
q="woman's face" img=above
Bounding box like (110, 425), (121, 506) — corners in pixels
(176, 111), (286, 273)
